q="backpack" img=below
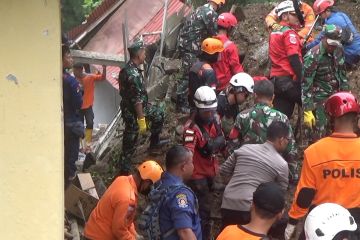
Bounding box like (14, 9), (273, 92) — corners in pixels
(138, 181), (192, 240)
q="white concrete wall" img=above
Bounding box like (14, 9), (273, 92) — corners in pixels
(93, 81), (121, 127)
(0, 1), (63, 239)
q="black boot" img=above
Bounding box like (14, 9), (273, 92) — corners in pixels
(149, 134), (170, 150)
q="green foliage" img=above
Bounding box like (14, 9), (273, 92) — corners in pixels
(83, 0), (103, 16)
(61, 0), (103, 33)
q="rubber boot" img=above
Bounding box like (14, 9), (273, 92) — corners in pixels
(84, 129), (93, 153)
(149, 134), (170, 151)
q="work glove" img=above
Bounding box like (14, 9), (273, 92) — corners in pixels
(271, 23), (282, 31)
(214, 135), (226, 151)
(284, 223), (296, 240)
(304, 111), (315, 129)
(137, 117), (147, 134)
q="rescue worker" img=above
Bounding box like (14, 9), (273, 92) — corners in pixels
(118, 39), (166, 175)
(176, 0), (225, 113)
(188, 37), (224, 110)
(266, 0), (316, 43)
(230, 79), (298, 182)
(158, 145), (202, 240)
(285, 92), (360, 240)
(308, 0), (360, 66)
(269, 0), (303, 119)
(305, 203), (358, 240)
(212, 12), (244, 92)
(84, 160), (163, 240)
(217, 182), (285, 240)
(183, 86), (226, 240)
(303, 24), (349, 143)
(217, 72), (254, 137)
(219, 121), (289, 227)
(62, 44), (83, 182)
(73, 63), (106, 152)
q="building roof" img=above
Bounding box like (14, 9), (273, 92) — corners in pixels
(68, 0), (189, 89)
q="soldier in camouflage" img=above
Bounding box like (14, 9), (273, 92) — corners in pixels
(303, 24), (349, 143)
(176, 0), (225, 112)
(229, 79), (299, 182)
(118, 39), (165, 175)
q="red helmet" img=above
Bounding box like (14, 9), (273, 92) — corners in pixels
(313, 0), (334, 15)
(325, 92), (360, 117)
(217, 12), (237, 29)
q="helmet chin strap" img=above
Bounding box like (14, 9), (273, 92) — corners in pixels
(292, 0), (305, 26)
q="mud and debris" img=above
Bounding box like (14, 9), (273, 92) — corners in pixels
(66, 1), (360, 239)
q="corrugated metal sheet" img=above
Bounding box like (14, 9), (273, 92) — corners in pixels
(68, 0), (118, 40)
(70, 0), (190, 89)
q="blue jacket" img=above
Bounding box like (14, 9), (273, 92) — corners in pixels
(158, 172), (202, 240)
(63, 71), (82, 123)
(307, 11), (360, 65)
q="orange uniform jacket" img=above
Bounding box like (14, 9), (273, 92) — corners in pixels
(217, 225), (267, 240)
(288, 133), (360, 222)
(79, 74), (103, 109)
(84, 176), (138, 240)
(265, 2), (316, 40)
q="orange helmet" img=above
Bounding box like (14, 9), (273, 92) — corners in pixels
(209, 0), (226, 7)
(201, 38), (224, 54)
(313, 0), (334, 15)
(137, 160), (163, 183)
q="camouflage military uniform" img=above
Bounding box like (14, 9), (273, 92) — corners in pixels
(176, 3), (218, 108)
(118, 61), (164, 173)
(234, 103), (298, 180)
(302, 41), (349, 142)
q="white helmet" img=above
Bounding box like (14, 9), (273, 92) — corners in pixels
(229, 72), (254, 93)
(194, 86), (217, 110)
(305, 203), (357, 240)
(276, 0), (295, 17)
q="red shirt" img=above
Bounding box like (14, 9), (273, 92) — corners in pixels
(269, 22), (302, 78)
(79, 74), (103, 109)
(212, 34), (244, 92)
(183, 120), (220, 179)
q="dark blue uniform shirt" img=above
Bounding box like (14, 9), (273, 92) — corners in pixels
(307, 11), (360, 65)
(63, 71), (82, 123)
(159, 172), (202, 240)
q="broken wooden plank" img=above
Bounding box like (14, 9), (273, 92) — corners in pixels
(70, 49), (125, 67)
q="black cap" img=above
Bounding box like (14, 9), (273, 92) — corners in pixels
(253, 182), (285, 214)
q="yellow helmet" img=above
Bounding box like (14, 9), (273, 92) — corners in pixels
(137, 160), (163, 183)
(201, 38), (224, 54)
(209, 0), (226, 7)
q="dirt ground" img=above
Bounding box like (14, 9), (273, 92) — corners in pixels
(86, 0), (360, 239)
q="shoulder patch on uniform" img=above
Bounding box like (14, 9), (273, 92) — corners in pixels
(184, 135), (195, 143)
(176, 193), (188, 208)
(289, 34), (297, 44)
(185, 129), (195, 134)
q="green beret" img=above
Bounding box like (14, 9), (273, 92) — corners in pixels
(323, 24), (342, 40)
(128, 38), (145, 54)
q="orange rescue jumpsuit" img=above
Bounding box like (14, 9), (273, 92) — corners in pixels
(288, 133), (360, 223)
(217, 225), (267, 240)
(84, 175), (138, 240)
(265, 2), (316, 42)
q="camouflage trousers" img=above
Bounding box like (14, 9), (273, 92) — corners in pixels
(176, 52), (198, 107)
(118, 103), (165, 173)
(189, 177), (213, 240)
(305, 104), (330, 143)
